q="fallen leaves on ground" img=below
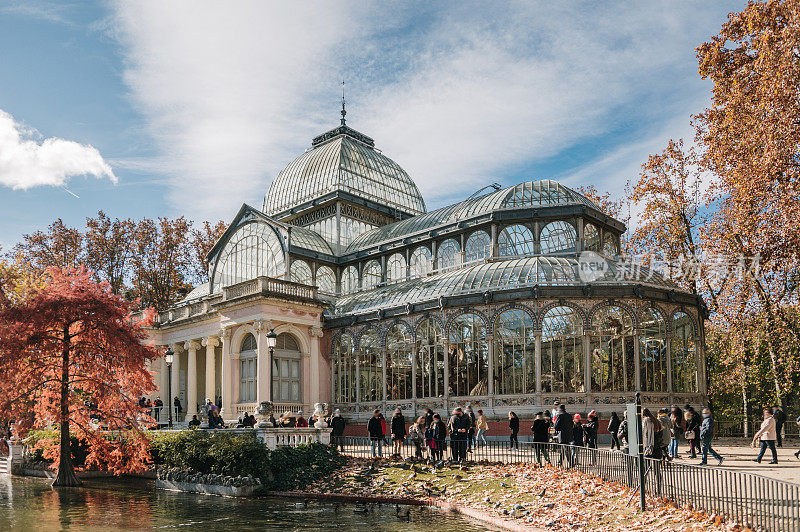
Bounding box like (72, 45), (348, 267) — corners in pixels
(308, 458), (745, 531)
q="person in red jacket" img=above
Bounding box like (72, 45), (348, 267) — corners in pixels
(295, 410), (308, 428)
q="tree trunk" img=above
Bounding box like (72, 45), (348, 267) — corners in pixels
(740, 367), (749, 438)
(52, 324), (80, 487)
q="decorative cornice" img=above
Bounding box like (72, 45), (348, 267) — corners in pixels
(184, 340), (200, 351)
(309, 326), (324, 338)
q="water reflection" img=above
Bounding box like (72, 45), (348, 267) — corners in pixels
(0, 476), (491, 531)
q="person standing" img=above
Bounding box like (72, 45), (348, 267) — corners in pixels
(669, 406), (684, 459)
(699, 408), (723, 466)
(466, 406), (477, 452)
(607, 412), (621, 451)
(475, 409), (488, 447)
(531, 412), (550, 465)
(424, 408), (434, 429)
(684, 407), (701, 459)
(391, 408), (406, 458)
(642, 408), (662, 459)
(330, 409), (346, 452)
(618, 411), (629, 453)
(448, 407), (469, 462)
(432, 413), (447, 461)
(173, 396), (182, 420)
(570, 414), (584, 465)
(772, 406), (786, 447)
(752, 407), (778, 464)
(657, 408), (672, 460)
(585, 411), (599, 449)
(554, 405), (573, 465)
(409, 416), (426, 460)
(367, 409), (385, 458)
(508, 411), (520, 450)
(295, 410), (308, 428)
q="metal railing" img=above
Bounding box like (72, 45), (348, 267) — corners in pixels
(336, 436), (799, 532)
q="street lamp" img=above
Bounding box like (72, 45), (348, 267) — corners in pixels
(165, 347), (174, 429)
(266, 329), (277, 403)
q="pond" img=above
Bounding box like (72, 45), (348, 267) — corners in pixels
(0, 476), (492, 531)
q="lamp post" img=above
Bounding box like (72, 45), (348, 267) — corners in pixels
(165, 347), (174, 429)
(266, 329), (277, 403)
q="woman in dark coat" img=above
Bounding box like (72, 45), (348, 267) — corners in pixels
(508, 411), (520, 450)
(684, 407), (701, 459)
(531, 412), (551, 464)
(391, 408), (406, 458)
(585, 410), (599, 449)
(432, 413), (447, 461)
(608, 412), (621, 450)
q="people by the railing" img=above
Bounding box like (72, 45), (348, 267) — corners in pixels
(409, 416), (426, 459)
(554, 404), (572, 445)
(448, 407), (469, 462)
(208, 407), (225, 429)
(188, 415), (201, 428)
(669, 406), (684, 459)
(772, 405), (786, 447)
(277, 412), (293, 428)
(657, 408), (672, 461)
(684, 406), (701, 459)
(475, 409), (488, 447)
(699, 407), (723, 466)
(237, 412), (256, 428)
(267, 413), (277, 427)
(390, 408), (406, 458)
(173, 396), (182, 420)
(608, 411), (621, 451)
(642, 408), (662, 459)
(154, 397), (164, 421)
(508, 411), (519, 450)
(329, 409), (346, 452)
(752, 407), (779, 464)
(423, 408), (434, 429)
(551, 401), (561, 428)
(585, 410), (598, 449)
(466, 406), (476, 452)
(367, 409), (385, 458)
(431, 413), (446, 461)
(531, 411), (550, 465)
(295, 410), (308, 428)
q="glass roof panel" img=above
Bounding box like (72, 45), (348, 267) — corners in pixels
(288, 225), (333, 255)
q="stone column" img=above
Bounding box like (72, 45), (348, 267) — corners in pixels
(159, 351), (169, 404)
(255, 321), (273, 404)
(310, 326), (324, 405)
(184, 340), (200, 417)
(170, 343), (182, 420)
(220, 328), (232, 420)
(202, 336), (219, 405)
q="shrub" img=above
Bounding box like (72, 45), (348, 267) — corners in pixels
(25, 427), (91, 467)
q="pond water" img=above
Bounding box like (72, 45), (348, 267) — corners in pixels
(0, 476), (492, 531)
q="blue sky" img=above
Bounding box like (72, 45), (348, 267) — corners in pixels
(0, 1), (745, 250)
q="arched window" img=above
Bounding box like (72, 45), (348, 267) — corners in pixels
(437, 239), (460, 271)
(584, 223), (601, 252)
(341, 265), (359, 294)
(416, 318), (445, 399)
(465, 230), (491, 263)
(358, 330), (382, 402)
(239, 333), (257, 403)
(386, 324), (412, 400)
(448, 313), (488, 397)
(212, 221), (284, 291)
(289, 259), (312, 285)
(540, 221), (577, 254)
(639, 308), (667, 391)
(672, 312), (698, 393)
(590, 306), (635, 392)
(386, 253), (407, 284)
(603, 233), (619, 256)
(494, 309), (536, 395)
(332, 333), (356, 403)
(498, 224), (535, 256)
(272, 333), (301, 403)
(541, 306), (584, 393)
(362, 260), (381, 290)
(316, 265), (335, 294)
(410, 246), (432, 278)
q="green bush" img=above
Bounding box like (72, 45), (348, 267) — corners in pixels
(25, 427), (91, 467)
(149, 430), (345, 490)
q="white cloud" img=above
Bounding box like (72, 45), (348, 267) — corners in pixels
(0, 109), (117, 190)
(110, 1), (739, 220)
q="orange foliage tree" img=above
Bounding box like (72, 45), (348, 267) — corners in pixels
(0, 267), (159, 486)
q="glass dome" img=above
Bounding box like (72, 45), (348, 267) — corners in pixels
(262, 126), (426, 218)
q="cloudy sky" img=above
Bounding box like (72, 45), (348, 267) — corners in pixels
(0, 1), (744, 248)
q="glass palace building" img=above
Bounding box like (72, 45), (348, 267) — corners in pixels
(147, 119), (707, 423)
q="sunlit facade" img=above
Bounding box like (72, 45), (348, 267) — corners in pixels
(146, 120), (706, 423)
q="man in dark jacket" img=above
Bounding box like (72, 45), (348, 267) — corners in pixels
(330, 409), (346, 452)
(607, 412), (621, 450)
(699, 408), (723, 466)
(531, 412), (551, 464)
(367, 409), (385, 458)
(391, 408), (406, 458)
(432, 413), (447, 461)
(466, 406), (477, 452)
(424, 408), (434, 429)
(448, 407), (470, 462)
(554, 405), (573, 465)
(772, 406), (786, 447)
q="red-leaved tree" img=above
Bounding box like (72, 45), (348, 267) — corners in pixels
(0, 267), (159, 486)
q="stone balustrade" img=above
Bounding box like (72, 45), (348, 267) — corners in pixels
(218, 427), (331, 449)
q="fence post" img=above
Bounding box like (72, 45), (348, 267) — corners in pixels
(636, 392), (646, 511)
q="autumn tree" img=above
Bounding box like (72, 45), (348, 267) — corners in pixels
(0, 267), (158, 486)
(188, 220), (227, 286)
(85, 211), (136, 295)
(130, 217), (193, 310)
(12, 219), (84, 272)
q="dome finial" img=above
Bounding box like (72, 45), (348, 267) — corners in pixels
(340, 80), (347, 126)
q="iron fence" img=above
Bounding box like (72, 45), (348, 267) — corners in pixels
(335, 436), (800, 532)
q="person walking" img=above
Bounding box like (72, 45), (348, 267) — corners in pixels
(699, 408), (723, 466)
(330, 409), (346, 452)
(657, 408), (672, 460)
(368, 409), (385, 458)
(684, 407), (701, 459)
(466, 406), (477, 452)
(607, 412), (621, 451)
(618, 411), (630, 453)
(585, 411), (599, 449)
(432, 413), (447, 461)
(508, 411), (520, 450)
(475, 409), (488, 447)
(752, 407), (778, 464)
(448, 407), (469, 462)
(391, 408), (406, 458)
(531, 412), (551, 465)
(409, 416), (426, 460)
(772, 406), (786, 447)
